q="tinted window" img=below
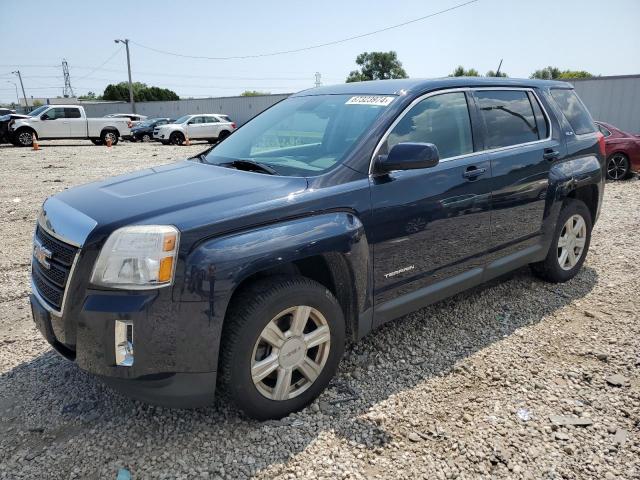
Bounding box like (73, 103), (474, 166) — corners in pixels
(64, 108), (81, 118)
(204, 116), (219, 123)
(190, 116), (205, 124)
(43, 108), (65, 120)
(528, 92), (549, 139)
(550, 89), (595, 135)
(384, 92), (473, 159)
(476, 90), (539, 148)
(597, 124), (611, 137)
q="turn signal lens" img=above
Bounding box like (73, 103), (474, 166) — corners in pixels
(158, 257), (174, 282)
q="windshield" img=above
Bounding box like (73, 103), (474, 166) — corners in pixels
(174, 115), (191, 124)
(202, 94), (393, 176)
(29, 106), (49, 117)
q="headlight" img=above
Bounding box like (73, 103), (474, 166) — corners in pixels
(91, 225), (179, 289)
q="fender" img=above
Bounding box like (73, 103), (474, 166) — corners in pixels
(544, 153), (604, 245)
(174, 211), (371, 371)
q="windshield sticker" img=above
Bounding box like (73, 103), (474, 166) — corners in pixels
(345, 96), (394, 106)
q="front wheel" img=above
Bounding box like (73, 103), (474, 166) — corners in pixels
(606, 153), (631, 180)
(220, 276), (345, 420)
(15, 129), (34, 147)
(169, 132), (184, 145)
(530, 199), (592, 283)
(141, 133), (152, 142)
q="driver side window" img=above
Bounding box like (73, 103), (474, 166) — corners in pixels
(383, 92), (474, 160)
(43, 108), (64, 120)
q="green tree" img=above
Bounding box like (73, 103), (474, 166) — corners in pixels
(346, 51), (408, 83)
(530, 66), (594, 80)
(102, 82), (179, 102)
(78, 91), (98, 100)
(485, 70), (508, 77)
(241, 90), (271, 96)
(449, 66), (480, 77)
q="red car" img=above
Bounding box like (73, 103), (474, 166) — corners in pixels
(595, 121), (640, 180)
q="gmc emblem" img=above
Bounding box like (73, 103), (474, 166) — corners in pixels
(33, 239), (52, 269)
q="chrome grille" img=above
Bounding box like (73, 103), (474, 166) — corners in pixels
(31, 226), (79, 311)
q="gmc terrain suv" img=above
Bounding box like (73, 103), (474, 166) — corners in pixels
(30, 78), (605, 419)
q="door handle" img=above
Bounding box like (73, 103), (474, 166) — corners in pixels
(543, 149), (560, 161)
(462, 166), (487, 179)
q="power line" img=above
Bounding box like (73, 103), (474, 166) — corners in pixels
(130, 0), (479, 60)
(75, 47), (123, 80)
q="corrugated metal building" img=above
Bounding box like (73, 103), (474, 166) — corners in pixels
(82, 94), (290, 126)
(77, 75), (640, 133)
(570, 75), (640, 133)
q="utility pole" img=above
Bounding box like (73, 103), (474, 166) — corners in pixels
(12, 70), (28, 109)
(62, 59), (75, 98)
(114, 38), (135, 113)
(314, 72), (322, 87)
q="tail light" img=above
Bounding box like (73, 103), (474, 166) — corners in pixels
(127, 121), (133, 128)
(231, 122), (236, 129)
(596, 131), (606, 157)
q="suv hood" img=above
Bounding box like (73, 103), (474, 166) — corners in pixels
(53, 160), (308, 240)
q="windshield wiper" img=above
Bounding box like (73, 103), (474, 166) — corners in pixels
(226, 159), (279, 175)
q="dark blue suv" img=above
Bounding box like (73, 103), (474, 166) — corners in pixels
(30, 78), (605, 419)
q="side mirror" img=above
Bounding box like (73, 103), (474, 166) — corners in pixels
(376, 142), (440, 173)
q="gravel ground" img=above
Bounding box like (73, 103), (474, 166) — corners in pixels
(0, 140), (638, 480)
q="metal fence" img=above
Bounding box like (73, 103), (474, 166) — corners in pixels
(570, 75), (640, 134)
(81, 94), (291, 126)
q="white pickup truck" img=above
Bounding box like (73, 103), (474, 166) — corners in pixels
(9, 105), (131, 147)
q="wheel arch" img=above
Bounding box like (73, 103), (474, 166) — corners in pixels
(100, 126), (120, 138)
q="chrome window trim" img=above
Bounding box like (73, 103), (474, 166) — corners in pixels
(368, 86), (554, 175)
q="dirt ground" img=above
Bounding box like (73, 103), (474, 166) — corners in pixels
(0, 140), (638, 479)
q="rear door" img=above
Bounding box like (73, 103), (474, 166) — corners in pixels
(64, 107), (85, 137)
(471, 88), (559, 263)
(203, 115), (221, 138)
(369, 90), (493, 324)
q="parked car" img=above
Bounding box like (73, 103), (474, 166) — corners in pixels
(0, 108), (17, 116)
(595, 121), (640, 180)
(0, 112), (29, 144)
(29, 78), (604, 420)
(153, 114), (235, 145)
(10, 105), (131, 146)
(129, 118), (173, 142)
(105, 113), (148, 127)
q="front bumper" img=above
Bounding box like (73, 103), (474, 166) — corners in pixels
(30, 288), (218, 408)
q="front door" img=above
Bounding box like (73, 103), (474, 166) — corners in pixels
(40, 107), (69, 138)
(368, 91), (492, 325)
(186, 116), (206, 138)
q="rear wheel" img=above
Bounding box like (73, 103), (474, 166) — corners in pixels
(530, 199), (592, 283)
(606, 153), (631, 180)
(100, 130), (119, 145)
(170, 132), (184, 145)
(141, 133), (152, 142)
(220, 276), (345, 420)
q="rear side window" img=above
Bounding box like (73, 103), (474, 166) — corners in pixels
(475, 90), (540, 149)
(385, 92), (473, 159)
(528, 92), (549, 139)
(64, 108), (81, 118)
(550, 89), (595, 135)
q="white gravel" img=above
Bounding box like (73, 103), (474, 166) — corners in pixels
(0, 140), (638, 479)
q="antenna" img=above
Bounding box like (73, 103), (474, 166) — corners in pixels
(495, 59), (503, 77)
(314, 72), (322, 87)
(62, 59), (75, 98)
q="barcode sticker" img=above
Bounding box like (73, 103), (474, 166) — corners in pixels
(345, 96), (394, 106)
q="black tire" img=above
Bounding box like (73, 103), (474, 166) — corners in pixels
(14, 128), (34, 147)
(606, 153), (631, 180)
(100, 130), (119, 145)
(220, 276), (345, 420)
(169, 132), (184, 145)
(141, 133), (152, 142)
(530, 199), (592, 283)
(90, 138), (103, 146)
(218, 130), (231, 142)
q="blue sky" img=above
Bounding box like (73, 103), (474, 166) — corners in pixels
(1, 0), (639, 103)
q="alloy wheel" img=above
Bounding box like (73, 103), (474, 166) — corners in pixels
(18, 131), (33, 146)
(607, 154), (629, 180)
(104, 132), (117, 143)
(557, 214), (587, 271)
(251, 305), (331, 401)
